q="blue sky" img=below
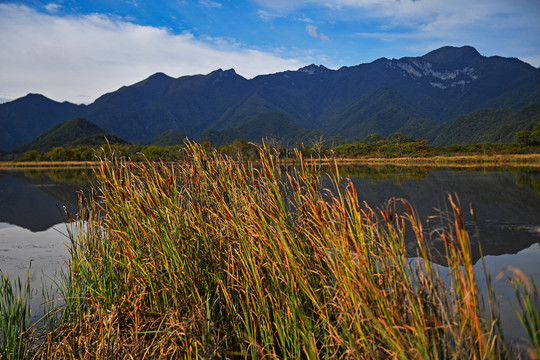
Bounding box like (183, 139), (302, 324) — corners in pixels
(1, 0), (539, 103)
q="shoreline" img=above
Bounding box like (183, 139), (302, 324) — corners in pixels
(318, 153), (540, 167)
(0, 161), (100, 170)
(0, 153), (539, 169)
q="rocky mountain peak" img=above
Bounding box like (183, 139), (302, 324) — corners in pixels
(211, 68), (238, 77)
(209, 68), (244, 84)
(298, 64), (331, 75)
(420, 45), (483, 66)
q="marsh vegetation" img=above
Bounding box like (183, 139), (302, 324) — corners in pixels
(1, 144), (539, 359)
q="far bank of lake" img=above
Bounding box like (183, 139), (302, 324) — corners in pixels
(0, 152), (539, 169)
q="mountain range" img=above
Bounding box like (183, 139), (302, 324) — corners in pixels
(1, 45), (540, 151)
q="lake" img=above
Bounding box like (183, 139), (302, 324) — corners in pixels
(0, 168), (94, 324)
(0, 165), (539, 344)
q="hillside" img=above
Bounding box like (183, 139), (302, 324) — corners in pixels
(151, 129), (188, 146)
(14, 117), (127, 153)
(0, 94), (83, 151)
(320, 86), (433, 139)
(1, 46), (539, 150)
(428, 103), (540, 146)
(196, 112), (319, 146)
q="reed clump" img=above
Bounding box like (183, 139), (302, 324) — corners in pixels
(33, 143), (536, 359)
(0, 271), (31, 360)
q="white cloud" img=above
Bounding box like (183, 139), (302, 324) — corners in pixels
(251, 0), (540, 35)
(257, 9), (281, 21)
(306, 25), (330, 41)
(520, 54), (540, 68)
(44, 3), (62, 13)
(250, 0), (303, 12)
(0, 4), (302, 103)
(251, 0), (540, 66)
(296, 17), (313, 23)
(198, 0), (222, 9)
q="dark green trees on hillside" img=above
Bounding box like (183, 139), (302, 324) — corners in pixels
(363, 133), (385, 143)
(387, 133), (414, 143)
(515, 121), (540, 145)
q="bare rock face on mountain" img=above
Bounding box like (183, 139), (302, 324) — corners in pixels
(1, 46), (539, 150)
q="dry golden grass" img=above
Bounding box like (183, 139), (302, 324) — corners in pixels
(0, 161), (100, 170)
(1, 153), (539, 170)
(317, 153), (540, 167)
(9, 144), (536, 359)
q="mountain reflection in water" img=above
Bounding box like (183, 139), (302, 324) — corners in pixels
(326, 165), (540, 262)
(1, 165), (539, 248)
(1, 166), (539, 257)
(0, 168), (93, 231)
(0, 168), (94, 323)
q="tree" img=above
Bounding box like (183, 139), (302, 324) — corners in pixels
(73, 146), (95, 161)
(363, 133), (384, 143)
(141, 146), (170, 161)
(47, 147), (76, 161)
(515, 130), (532, 145)
(387, 133), (414, 144)
(224, 139), (257, 160)
(531, 122), (540, 145)
(20, 150), (45, 161)
(310, 135), (325, 162)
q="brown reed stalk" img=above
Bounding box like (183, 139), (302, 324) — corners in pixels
(33, 143), (531, 359)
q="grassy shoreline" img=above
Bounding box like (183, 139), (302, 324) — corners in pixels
(1, 145), (539, 359)
(0, 153), (539, 170)
(0, 161), (100, 170)
(325, 153), (540, 166)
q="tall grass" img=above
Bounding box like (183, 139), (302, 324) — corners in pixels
(499, 267), (540, 359)
(0, 271), (31, 360)
(34, 143), (533, 359)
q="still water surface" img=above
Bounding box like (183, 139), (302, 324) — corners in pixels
(0, 166), (539, 343)
(0, 168), (93, 324)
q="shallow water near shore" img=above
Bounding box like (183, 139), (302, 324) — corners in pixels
(0, 166), (539, 343)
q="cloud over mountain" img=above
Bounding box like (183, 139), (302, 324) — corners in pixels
(1, 0), (539, 104)
(0, 4), (302, 103)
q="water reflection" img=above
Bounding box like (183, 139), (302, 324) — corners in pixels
(0, 168), (93, 324)
(1, 166), (539, 258)
(327, 166), (540, 261)
(0, 169), (94, 231)
(0, 222), (71, 324)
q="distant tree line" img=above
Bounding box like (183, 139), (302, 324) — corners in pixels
(2, 128), (539, 163)
(7, 145), (187, 163)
